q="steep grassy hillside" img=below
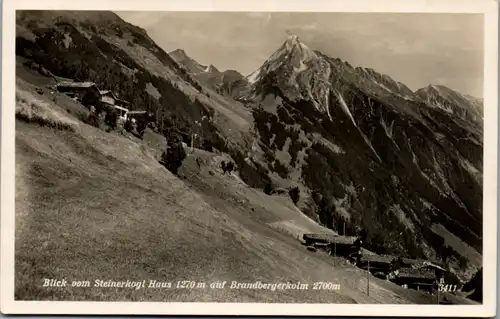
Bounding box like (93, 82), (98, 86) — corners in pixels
(14, 67), (473, 304)
(16, 10), (252, 151)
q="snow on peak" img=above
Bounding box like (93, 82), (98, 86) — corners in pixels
(246, 69), (259, 84)
(285, 34), (300, 50)
(283, 35), (316, 59)
(246, 35), (316, 84)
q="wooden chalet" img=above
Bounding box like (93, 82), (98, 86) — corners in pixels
(53, 75), (74, 83)
(392, 257), (423, 269)
(357, 253), (396, 274)
(99, 90), (130, 108)
(99, 90), (117, 105)
(392, 257), (446, 282)
(389, 267), (437, 294)
(56, 81), (100, 102)
(302, 233), (338, 246)
(98, 90), (132, 120)
(302, 233), (361, 257)
(421, 261), (446, 280)
(327, 236), (362, 258)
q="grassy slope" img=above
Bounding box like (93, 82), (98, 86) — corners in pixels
(15, 67), (475, 304)
(177, 148), (478, 306)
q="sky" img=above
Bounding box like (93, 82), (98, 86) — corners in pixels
(116, 12), (484, 98)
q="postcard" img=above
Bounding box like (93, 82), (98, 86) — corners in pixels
(1, 0), (497, 316)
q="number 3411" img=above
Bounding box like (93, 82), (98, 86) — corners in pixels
(438, 284), (458, 292)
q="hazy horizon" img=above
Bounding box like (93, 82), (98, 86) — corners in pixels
(116, 11), (484, 98)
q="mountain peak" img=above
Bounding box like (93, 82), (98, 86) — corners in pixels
(246, 34), (318, 85)
(416, 84), (483, 122)
(285, 34), (300, 48)
(205, 64), (220, 73)
(418, 84), (453, 97)
(427, 84), (446, 91)
(282, 34), (314, 55)
(169, 48), (189, 61)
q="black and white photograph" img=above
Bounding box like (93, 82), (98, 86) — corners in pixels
(1, 0), (498, 316)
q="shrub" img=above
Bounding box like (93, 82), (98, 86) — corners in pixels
(147, 121), (157, 131)
(289, 186), (300, 205)
(104, 107), (119, 130)
(226, 161), (234, 173)
(136, 116), (148, 137)
(85, 112), (101, 128)
(221, 161), (235, 175)
(273, 159), (289, 179)
(264, 182), (274, 195)
(124, 118), (133, 132)
(160, 137), (187, 175)
(201, 139), (213, 152)
(81, 92), (101, 109)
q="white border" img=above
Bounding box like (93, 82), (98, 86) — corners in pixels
(1, 0), (498, 316)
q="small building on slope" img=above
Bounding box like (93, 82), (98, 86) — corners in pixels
(56, 81), (100, 104)
(99, 90), (131, 120)
(302, 233), (361, 258)
(357, 253), (396, 275)
(389, 267), (437, 294)
(302, 233), (338, 246)
(327, 236), (362, 258)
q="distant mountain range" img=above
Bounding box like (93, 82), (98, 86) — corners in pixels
(169, 48), (248, 98)
(170, 35), (483, 281)
(16, 11), (483, 282)
(169, 48), (220, 74)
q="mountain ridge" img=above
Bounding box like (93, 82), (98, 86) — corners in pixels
(230, 34), (483, 282)
(168, 48), (249, 98)
(15, 13), (483, 283)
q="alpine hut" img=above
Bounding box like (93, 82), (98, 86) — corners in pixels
(56, 81), (100, 105)
(389, 267), (437, 294)
(357, 253), (396, 275)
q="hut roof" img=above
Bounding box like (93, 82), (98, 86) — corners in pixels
(303, 233), (358, 245)
(99, 90), (130, 105)
(421, 261), (446, 271)
(57, 81), (96, 89)
(113, 105), (129, 112)
(127, 111), (147, 115)
(303, 233), (337, 243)
(395, 257), (445, 271)
(359, 254), (396, 264)
(53, 75), (74, 83)
(116, 98), (130, 105)
(328, 236), (359, 245)
(99, 90), (122, 101)
(396, 267), (436, 280)
(359, 247), (377, 256)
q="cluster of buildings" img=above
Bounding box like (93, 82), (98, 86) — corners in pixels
(302, 233), (457, 295)
(54, 80), (147, 121)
